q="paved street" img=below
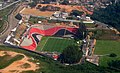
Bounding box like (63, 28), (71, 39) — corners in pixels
(0, 0), (21, 11)
(0, 3), (25, 44)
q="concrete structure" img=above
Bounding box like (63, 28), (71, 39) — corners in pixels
(0, 2), (3, 8)
(53, 11), (68, 19)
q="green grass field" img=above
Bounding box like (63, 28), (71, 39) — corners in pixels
(85, 23), (95, 28)
(36, 37), (74, 52)
(0, 46), (120, 73)
(95, 40), (120, 67)
(0, 54), (24, 69)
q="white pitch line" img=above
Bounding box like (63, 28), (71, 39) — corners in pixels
(41, 37), (49, 51)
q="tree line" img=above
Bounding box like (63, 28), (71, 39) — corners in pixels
(91, 1), (120, 31)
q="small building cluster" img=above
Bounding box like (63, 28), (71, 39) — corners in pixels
(81, 34), (96, 57)
(52, 11), (68, 19)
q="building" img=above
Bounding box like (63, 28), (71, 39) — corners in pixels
(53, 11), (68, 19)
(69, 0), (80, 3)
(0, 2), (3, 8)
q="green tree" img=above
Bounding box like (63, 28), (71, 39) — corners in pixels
(91, 1), (120, 31)
(61, 0), (69, 5)
(108, 60), (120, 70)
(29, 2), (37, 8)
(44, 0), (51, 4)
(29, 0), (40, 8)
(109, 53), (117, 57)
(110, 0), (116, 4)
(70, 10), (84, 17)
(60, 45), (83, 64)
(76, 23), (87, 40)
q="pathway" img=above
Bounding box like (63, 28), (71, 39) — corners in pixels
(0, 51), (39, 73)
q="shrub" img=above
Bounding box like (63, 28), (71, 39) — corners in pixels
(108, 60), (120, 70)
(109, 53), (117, 57)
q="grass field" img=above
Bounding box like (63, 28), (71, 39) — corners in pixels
(29, 16), (46, 24)
(29, 16), (70, 24)
(95, 40), (120, 67)
(0, 54), (24, 69)
(37, 37), (74, 52)
(0, 46), (120, 73)
(85, 23), (95, 28)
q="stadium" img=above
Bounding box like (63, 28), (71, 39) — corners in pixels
(20, 24), (78, 52)
(5, 20), (79, 53)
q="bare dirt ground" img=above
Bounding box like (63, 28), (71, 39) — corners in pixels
(21, 4), (93, 17)
(0, 51), (40, 73)
(21, 8), (54, 17)
(37, 4), (82, 12)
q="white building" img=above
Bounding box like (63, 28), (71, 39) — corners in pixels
(0, 2), (3, 8)
(53, 11), (68, 19)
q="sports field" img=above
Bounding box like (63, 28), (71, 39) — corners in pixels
(36, 37), (74, 52)
(95, 40), (120, 67)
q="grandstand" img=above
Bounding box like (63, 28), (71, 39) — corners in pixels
(20, 24), (78, 51)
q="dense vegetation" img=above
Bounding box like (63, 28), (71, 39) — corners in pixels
(91, 1), (120, 31)
(70, 10), (84, 17)
(76, 23), (87, 40)
(0, 45), (120, 73)
(29, 0), (39, 8)
(108, 60), (120, 70)
(40, 5), (61, 11)
(59, 45), (83, 64)
(88, 29), (120, 40)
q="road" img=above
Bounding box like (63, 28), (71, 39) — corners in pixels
(50, 17), (82, 23)
(94, 21), (108, 27)
(0, 0), (21, 11)
(0, 2), (25, 44)
(95, 21), (120, 34)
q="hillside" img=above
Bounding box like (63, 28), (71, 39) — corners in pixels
(0, 46), (120, 73)
(91, 1), (120, 31)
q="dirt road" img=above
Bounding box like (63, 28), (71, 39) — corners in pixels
(0, 51), (39, 73)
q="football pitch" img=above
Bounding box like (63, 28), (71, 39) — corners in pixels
(95, 40), (120, 67)
(36, 37), (74, 52)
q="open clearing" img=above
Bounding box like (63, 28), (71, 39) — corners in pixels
(21, 8), (54, 17)
(95, 40), (120, 67)
(0, 51), (39, 73)
(20, 4), (93, 17)
(37, 37), (74, 52)
(36, 4), (93, 14)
